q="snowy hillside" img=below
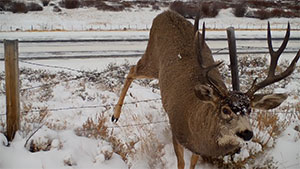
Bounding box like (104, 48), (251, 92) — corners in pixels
(1, 3), (300, 31)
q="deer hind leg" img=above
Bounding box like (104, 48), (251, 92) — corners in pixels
(173, 137), (185, 169)
(189, 153), (199, 169)
(112, 65), (152, 122)
(112, 66), (136, 122)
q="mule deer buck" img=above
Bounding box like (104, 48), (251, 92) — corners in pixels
(112, 10), (300, 169)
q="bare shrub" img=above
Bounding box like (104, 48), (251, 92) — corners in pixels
(0, 0), (11, 11)
(233, 3), (247, 17)
(255, 9), (271, 20)
(170, 1), (198, 19)
(288, 4), (300, 11)
(121, 1), (132, 8)
(170, 1), (186, 17)
(201, 2), (221, 18)
(210, 2), (221, 17)
(40, 0), (50, 6)
(247, 0), (277, 8)
(201, 2), (210, 16)
(75, 114), (138, 163)
(27, 2), (43, 11)
(11, 2), (28, 13)
(60, 0), (80, 9)
(94, 1), (124, 11)
(141, 134), (166, 169)
(152, 4), (160, 11)
(81, 0), (95, 7)
(270, 8), (284, 17)
(53, 5), (61, 12)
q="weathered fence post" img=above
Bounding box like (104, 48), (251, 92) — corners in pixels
(227, 27), (240, 91)
(4, 39), (20, 141)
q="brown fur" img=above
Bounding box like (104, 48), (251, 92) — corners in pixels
(113, 10), (293, 169)
(139, 10), (229, 157)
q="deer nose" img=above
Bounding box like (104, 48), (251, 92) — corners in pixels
(236, 130), (253, 141)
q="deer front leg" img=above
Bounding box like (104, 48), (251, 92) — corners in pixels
(112, 66), (136, 122)
(189, 153), (199, 169)
(173, 137), (185, 169)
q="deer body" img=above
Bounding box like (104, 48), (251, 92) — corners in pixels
(150, 12), (232, 157)
(112, 10), (300, 169)
(125, 10), (230, 156)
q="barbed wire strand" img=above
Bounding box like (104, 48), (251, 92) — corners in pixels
(106, 120), (168, 129)
(20, 60), (86, 74)
(23, 98), (161, 114)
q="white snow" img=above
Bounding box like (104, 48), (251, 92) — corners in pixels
(0, 5), (300, 169)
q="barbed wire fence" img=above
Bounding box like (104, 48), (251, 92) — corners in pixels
(2, 22), (300, 32)
(1, 41), (300, 140)
(0, 59), (165, 130)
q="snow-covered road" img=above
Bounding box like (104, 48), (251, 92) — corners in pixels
(0, 30), (299, 62)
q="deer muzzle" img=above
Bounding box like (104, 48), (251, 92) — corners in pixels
(236, 129), (253, 141)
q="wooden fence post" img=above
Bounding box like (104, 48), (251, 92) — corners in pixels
(4, 39), (20, 141)
(227, 27), (240, 91)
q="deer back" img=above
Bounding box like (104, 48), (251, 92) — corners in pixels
(136, 11), (227, 155)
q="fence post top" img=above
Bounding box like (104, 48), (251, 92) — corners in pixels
(4, 39), (19, 44)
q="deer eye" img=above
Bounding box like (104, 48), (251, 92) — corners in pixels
(222, 108), (231, 115)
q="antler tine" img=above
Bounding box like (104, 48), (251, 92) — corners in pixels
(201, 22), (205, 47)
(247, 23), (299, 97)
(194, 22), (206, 67)
(205, 62), (227, 97)
(194, 22), (227, 97)
(194, 12), (200, 34)
(267, 22), (290, 76)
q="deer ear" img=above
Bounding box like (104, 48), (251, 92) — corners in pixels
(194, 84), (218, 102)
(251, 93), (288, 110)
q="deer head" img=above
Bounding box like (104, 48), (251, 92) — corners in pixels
(194, 22), (300, 145)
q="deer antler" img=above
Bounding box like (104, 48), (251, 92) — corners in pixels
(246, 22), (300, 97)
(194, 21), (227, 97)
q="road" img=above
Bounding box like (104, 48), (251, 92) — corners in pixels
(0, 38), (299, 60)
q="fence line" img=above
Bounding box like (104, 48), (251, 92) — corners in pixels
(2, 23), (300, 32)
(20, 60), (87, 74)
(1, 53), (300, 120)
(23, 98), (161, 114)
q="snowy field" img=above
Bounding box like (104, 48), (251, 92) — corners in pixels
(0, 5), (300, 169)
(1, 6), (300, 31)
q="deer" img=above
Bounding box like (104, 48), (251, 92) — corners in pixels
(112, 10), (300, 169)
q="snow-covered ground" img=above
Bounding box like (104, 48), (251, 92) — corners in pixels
(1, 4), (300, 31)
(0, 5), (300, 169)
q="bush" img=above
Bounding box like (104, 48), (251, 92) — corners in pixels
(170, 1), (186, 17)
(270, 8), (284, 17)
(170, 1), (197, 19)
(255, 9), (270, 20)
(40, 0), (50, 7)
(247, 0), (277, 8)
(27, 2), (43, 11)
(201, 2), (220, 18)
(95, 1), (124, 12)
(53, 5), (61, 12)
(0, 0), (11, 11)
(81, 0), (96, 8)
(12, 2), (28, 13)
(121, 1), (132, 8)
(210, 2), (221, 17)
(201, 2), (210, 16)
(233, 3), (247, 17)
(60, 0), (80, 9)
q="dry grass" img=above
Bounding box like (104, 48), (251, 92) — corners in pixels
(0, 54), (299, 168)
(75, 112), (138, 163)
(233, 3), (247, 17)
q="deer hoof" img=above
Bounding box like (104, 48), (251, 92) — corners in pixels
(111, 115), (119, 123)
